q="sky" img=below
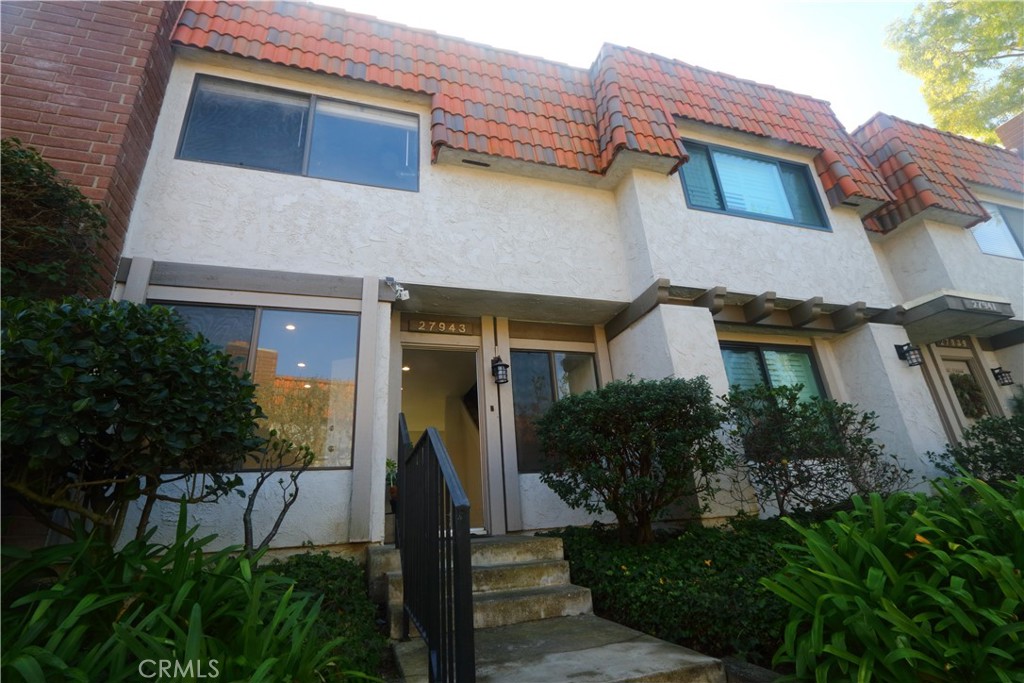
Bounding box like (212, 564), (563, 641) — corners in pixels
(313, 0), (933, 132)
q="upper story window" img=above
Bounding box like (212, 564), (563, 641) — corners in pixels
(680, 141), (829, 230)
(720, 342), (825, 403)
(177, 76), (419, 191)
(971, 202), (1023, 260)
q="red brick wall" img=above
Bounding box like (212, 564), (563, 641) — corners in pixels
(1, 1), (183, 293)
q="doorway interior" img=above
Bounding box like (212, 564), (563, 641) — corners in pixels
(400, 347), (486, 530)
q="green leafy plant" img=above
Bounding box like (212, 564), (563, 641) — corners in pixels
(722, 383), (911, 516)
(0, 138), (107, 298)
(763, 478), (1024, 682)
(1, 296), (266, 543)
(928, 413), (1024, 483)
(1, 502), (349, 682)
(948, 372), (988, 419)
(264, 551), (389, 677)
(537, 376), (727, 544)
(549, 517), (798, 665)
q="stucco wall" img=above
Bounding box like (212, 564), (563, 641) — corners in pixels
(121, 470), (353, 551)
(829, 323), (947, 480)
(124, 55), (629, 303)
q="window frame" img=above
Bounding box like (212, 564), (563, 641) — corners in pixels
(719, 341), (827, 399)
(970, 201), (1024, 260)
(679, 139), (831, 231)
(175, 74), (420, 192)
(154, 300), (361, 471)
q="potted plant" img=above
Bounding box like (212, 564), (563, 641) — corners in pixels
(386, 459), (398, 514)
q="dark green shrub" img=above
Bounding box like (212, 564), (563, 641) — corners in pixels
(551, 517), (798, 664)
(928, 413), (1023, 483)
(537, 376), (727, 544)
(1, 138), (106, 298)
(1, 296), (265, 543)
(1, 504), (348, 682)
(265, 551), (388, 676)
(764, 478), (1024, 682)
(722, 384), (911, 516)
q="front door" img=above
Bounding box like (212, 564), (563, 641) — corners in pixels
(400, 347), (486, 530)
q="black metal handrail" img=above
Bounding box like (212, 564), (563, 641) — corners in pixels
(396, 414), (476, 683)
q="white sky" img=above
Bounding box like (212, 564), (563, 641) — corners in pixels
(312, 0), (932, 132)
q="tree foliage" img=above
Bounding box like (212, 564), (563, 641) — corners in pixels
(887, 2), (1024, 143)
(0, 296), (266, 543)
(722, 383), (912, 517)
(536, 376), (726, 545)
(0, 138), (106, 298)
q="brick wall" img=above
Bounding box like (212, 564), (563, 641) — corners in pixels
(1, 1), (183, 293)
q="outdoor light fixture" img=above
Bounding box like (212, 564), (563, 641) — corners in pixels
(894, 343), (924, 367)
(491, 356), (510, 384)
(991, 367), (1014, 386)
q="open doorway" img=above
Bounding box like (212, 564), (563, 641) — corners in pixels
(401, 348), (486, 530)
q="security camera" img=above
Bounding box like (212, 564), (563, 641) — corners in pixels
(396, 288), (410, 301)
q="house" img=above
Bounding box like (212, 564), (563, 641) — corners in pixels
(2, 0), (1021, 550)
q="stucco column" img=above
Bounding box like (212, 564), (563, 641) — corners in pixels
(830, 323), (947, 480)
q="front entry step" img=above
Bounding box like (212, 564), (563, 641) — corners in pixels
(393, 613), (728, 683)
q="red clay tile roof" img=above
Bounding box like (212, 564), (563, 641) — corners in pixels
(172, 0), (893, 210)
(853, 113), (1024, 232)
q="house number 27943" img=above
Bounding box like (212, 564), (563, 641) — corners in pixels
(414, 319), (469, 334)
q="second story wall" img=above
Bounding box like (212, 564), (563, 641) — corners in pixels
(125, 53), (631, 303)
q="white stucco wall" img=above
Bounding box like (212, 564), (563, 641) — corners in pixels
(829, 323), (947, 480)
(124, 55), (629, 303)
(120, 469), (353, 551)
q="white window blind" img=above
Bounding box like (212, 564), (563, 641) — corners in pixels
(972, 203), (1024, 259)
(713, 151), (794, 220)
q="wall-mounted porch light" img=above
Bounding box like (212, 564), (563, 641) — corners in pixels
(991, 367), (1014, 386)
(894, 343), (924, 367)
(491, 356), (510, 384)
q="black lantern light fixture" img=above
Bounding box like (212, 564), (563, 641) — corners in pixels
(991, 367), (1014, 386)
(894, 343), (924, 367)
(491, 355), (510, 384)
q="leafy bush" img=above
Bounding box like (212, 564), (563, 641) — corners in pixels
(1, 504), (348, 682)
(764, 478), (1024, 682)
(722, 383), (911, 516)
(550, 518), (798, 665)
(537, 376), (727, 544)
(1, 138), (106, 298)
(928, 413), (1023, 483)
(265, 551), (388, 676)
(1, 296), (265, 543)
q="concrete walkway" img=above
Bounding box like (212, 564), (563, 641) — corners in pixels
(393, 613), (727, 683)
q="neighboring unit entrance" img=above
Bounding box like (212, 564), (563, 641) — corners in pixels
(400, 348), (486, 530)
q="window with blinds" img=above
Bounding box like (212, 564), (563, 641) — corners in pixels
(679, 141), (829, 230)
(971, 202), (1024, 260)
(721, 343), (824, 401)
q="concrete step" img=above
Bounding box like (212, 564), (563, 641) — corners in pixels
(385, 559), (571, 604)
(394, 613), (727, 683)
(387, 583), (593, 638)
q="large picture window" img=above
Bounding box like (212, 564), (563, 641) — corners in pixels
(971, 202), (1024, 260)
(680, 141), (829, 230)
(169, 304), (360, 468)
(178, 76), (419, 191)
(720, 343), (825, 402)
(511, 350), (598, 473)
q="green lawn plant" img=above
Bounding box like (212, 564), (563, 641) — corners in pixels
(763, 477), (1024, 682)
(537, 376), (727, 544)
(0, 502), (362, 682)
(928, 413), (1023, 484)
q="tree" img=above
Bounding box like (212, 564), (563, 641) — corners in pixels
(887, 2), (1023, 143)
(1, 138), (106, 298)
(1, 297), (265, 543)
(722, 384), (911, 516)
(536, 376), (726, 545)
